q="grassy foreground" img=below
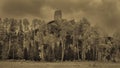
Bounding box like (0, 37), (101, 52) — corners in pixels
(0, 61), (120, 68)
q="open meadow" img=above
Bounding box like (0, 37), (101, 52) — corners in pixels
(0, 61), (120, 68)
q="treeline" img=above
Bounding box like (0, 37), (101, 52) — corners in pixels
(0, 17), (119, 62)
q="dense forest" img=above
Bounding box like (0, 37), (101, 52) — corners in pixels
(0, 10), (120, 62)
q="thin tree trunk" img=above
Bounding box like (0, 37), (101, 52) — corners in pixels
(41, 33), (44, 61)
(13, 44), (14, 60)
(61, 37), (65, 61)
(77, 40), (80, 60)
(7, 34), (11, 57)
(81, 49), (85, 61)
(81, 42), (86, 61)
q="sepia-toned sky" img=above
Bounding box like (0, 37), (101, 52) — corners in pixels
(0, 0), (120, 34)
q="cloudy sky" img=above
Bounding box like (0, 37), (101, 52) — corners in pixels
(0, 0), (120, 34)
